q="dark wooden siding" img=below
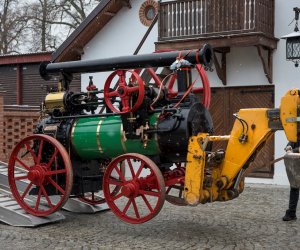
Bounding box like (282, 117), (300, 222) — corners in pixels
(209, 85), (274, 178)
(0, 66), (17, 105)
(0, 63), (81, 106)
(22, 64), (49, 105)
(20, 63), (81, 106)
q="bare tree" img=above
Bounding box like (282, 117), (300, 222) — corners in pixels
(26, 0), (100, 52)
(28, 0), (60, 51)
(0, 0), (29, 54)
(57, 0), (100, 28)
(0, 0), (101, 53)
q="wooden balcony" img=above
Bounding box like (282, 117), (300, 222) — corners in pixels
(156, 0), (278, 84)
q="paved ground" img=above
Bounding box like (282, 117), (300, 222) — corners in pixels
(0, 184), (299, 250)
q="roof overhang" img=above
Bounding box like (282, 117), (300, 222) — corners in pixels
(0, 52), (52, 65)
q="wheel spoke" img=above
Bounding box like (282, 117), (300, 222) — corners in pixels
(118, 71), (126, 88)
(25, 142), (38, 163)
(47, 177), (65, 195)
(179, 188), (183, 198)
(169, 74), (177, 87)
(35, 187), (42, 211)
(166, 186), (172, 194)
(40, 185), (54, 208)
(114, 165), (126, 183)
(134, 162), (145, 181)
(193, 87), (203, 93)
(14, 175), (28, 181)
(45, 169), (66, 176)
(36, 139), (44, 164)
(139, 190), (160, 197)
(122, 198), (132, 215)
(108, 90), (118, 97)
(111, 192), (123, 201)
(148, 67), (162, 86)
(141, 194), (154, 213)
(121, 98), (130, 111)
(15, 158), (31, 171)
(21, 182), (33, 199)
(109, 177), (124, 186)
(131, 198), (140, 219)
(47, 149), (59, 169)
(127, 159), (135, 178)
(127, 86), (139, 93)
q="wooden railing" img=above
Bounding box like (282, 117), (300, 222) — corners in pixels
(158, 0), (275, 41)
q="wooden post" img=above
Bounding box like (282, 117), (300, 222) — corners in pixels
(16, 64), (22, 105)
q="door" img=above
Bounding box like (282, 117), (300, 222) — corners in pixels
(209, 85), (274, 178)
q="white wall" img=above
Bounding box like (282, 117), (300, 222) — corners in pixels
(81, 0), (157, 90)
(80, 0), (300, 186)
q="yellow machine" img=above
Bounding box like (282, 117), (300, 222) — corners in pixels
(184, 89), (300, 205)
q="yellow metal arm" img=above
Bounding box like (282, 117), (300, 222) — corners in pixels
(220, 108), (273, 188)
(184, 89), (300, 206)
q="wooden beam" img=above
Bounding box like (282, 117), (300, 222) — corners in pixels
(104, 11), (116, 17)
(134, 14), (158, 55)
(16, 64), (22, 105)
(155, 33), (279, 51)
(213, 50), (229, 86)
(256, 45), (273, 84)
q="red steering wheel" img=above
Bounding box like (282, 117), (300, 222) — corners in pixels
(167, 65), (211, 108)
(104, 70), (145, 114)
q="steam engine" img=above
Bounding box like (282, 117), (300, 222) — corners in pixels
(8, 45), (214, 223)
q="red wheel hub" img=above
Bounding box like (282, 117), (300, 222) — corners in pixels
(27, 166), (45, 186)
(121, 182), (139, 198)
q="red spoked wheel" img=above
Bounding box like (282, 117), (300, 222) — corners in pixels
(104, 70), (145, 114)
(79, 192), (106, 205)
(167, 65), (211, 108)
(165, 163), (187, 206)
(8, 134), (73, 216)
(166, 183), (186, 206)
(103, 153), (165, 224)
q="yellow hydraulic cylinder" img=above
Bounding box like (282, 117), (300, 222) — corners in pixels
(184, 134), (207, 205)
